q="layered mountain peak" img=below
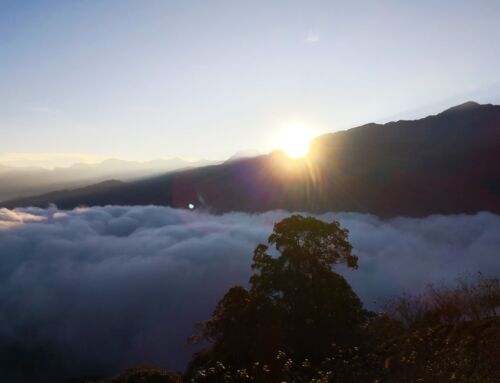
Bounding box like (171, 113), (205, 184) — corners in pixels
(440, 101), (482, 114)
(3, 102), (500, 217)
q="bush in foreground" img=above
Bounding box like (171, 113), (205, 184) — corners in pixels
(98, 365), (182, 383)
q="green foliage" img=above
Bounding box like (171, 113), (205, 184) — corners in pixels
(377, 317), (500, 382)
(98, 365), (182, 383)
(383, 272), (500, 328)
(190, 286), (284, 367)
(93, 218), (500, 383)
(188, 215), (365, 377)
(189, 317), (500, 383)
(367, 273), (500, 382)
(188, 346), (386, 383)
(187, 217), (500, 382)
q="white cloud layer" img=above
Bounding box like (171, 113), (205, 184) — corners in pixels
(0, 206), (499, 380)
(0, 207), (47, 228)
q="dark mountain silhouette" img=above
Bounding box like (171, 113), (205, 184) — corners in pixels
(3, 101), (500, 217)
(225, 149), (261, 162)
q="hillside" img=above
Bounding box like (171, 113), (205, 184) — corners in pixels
(0, 158), (217, 201)
(3, 102), (500, 217)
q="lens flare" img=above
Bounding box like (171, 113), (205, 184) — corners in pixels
(277, 125), (313, 158)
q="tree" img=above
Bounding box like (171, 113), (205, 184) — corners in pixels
(250, 215), (363, 361)
(99, 365), (182, 383)
(189, 214), (365, 374)
(190, 286), (283, 367)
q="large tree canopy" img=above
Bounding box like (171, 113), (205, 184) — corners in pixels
(250, 214), (358, 298)
(189, 215), (365, 373)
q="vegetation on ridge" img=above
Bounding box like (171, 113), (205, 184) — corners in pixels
(95, 215), (500, 383)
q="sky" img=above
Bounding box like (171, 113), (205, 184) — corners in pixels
(1, 0), (500, 167)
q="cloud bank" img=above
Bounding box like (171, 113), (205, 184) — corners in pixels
(0, 206), (499, 380)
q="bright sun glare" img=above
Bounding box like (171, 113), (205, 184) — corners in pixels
(278, 126), (313, 159)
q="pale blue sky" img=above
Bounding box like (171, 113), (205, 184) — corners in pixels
(1, 0), (500, 166)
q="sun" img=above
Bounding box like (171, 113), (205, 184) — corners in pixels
(277, 125), (313, 159)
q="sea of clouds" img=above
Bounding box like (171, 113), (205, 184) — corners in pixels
(0, 205), (499, 380)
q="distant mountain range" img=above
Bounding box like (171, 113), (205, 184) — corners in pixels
(3, 101), (500, 217)
(0, 158), (218, 201)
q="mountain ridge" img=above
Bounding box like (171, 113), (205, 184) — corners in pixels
(0, 157), (219, 201)
(3, 102), (500, 217)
